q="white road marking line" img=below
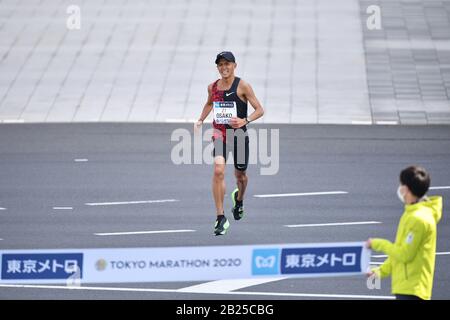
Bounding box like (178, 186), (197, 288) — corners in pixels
(74, 159), (88, 162)
(52, 207), (73, 210)
(94, 229), (195, 236)
(431, 252), (449, 256)
(351, 120), (372, 125)
(254, 191), (348, 198)
(85, 199), (178, 206)
(229, 291), (395, 300)
(178, 277), (286, 293)
(0, 238), (3, 241)
(375, 121), (398, 125)
(0, 284), (395, 299)
(372, 252), (450, 259)
(0, 284), (176, 293)
(430, 186), (450, 190)
(2, 119), (25, 123)
(285, 221), (382, 228)
(371, 255), (387, 258)
(0, 207), (6, 210)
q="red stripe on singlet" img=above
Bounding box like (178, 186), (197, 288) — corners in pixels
(212, 80), (227, 141)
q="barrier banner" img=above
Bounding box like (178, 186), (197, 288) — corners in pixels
(0, 242), (371, 284)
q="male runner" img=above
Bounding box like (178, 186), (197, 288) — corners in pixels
(195, 51), (264, 236)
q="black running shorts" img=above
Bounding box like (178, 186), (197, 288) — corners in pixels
(213, 130), (249, 171)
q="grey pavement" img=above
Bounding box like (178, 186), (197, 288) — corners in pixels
(0, 123), (449, 299)
(0, 0), (448, 124)
(361, 0), (450, 124)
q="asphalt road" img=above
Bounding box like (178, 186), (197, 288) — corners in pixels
(0, 123), (449, 299)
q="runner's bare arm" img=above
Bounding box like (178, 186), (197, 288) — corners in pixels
(194, 84), (213, 132)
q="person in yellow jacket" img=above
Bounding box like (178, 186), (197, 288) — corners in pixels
(367, 166), (442, 300)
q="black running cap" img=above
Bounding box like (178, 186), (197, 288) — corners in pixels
(215, 51), (235, 64)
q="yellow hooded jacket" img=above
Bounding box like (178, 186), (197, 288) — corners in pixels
(372, 196), (442, 300)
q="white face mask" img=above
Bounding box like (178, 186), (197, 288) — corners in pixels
(397, 185), (406, 204)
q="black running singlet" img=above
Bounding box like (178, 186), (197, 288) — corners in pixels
(212, 77), (248, 141)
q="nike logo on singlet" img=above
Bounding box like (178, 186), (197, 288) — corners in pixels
(225, 92), (234, 97)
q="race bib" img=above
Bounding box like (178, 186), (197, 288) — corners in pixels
(213, 101), (237, 125)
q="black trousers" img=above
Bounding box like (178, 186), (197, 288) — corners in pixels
(396, 294), (423, 300)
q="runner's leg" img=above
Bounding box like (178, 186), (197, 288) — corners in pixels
(233, 132), (249, 201)
(213, 156), (226, 215)
(234, 169), (247, 201)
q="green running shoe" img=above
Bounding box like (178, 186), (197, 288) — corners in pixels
(231, 188), (244, 221)
(214, 216), (230, 236)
